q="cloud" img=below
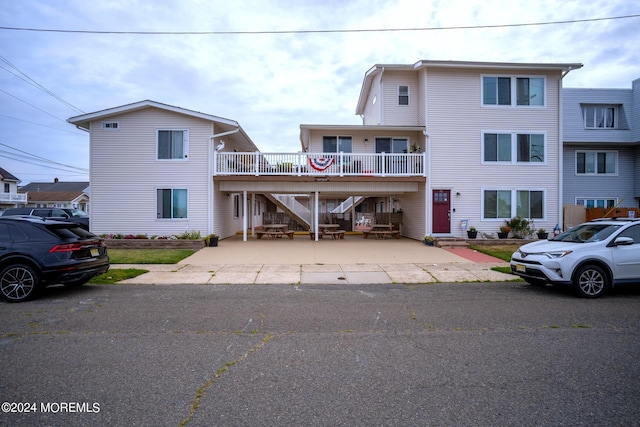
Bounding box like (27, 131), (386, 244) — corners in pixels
(0, 0), (638, 184)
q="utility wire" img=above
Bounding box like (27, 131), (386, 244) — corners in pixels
(0, 114), (82, 134)
(0, 142), (89, 172)
(0, 55), (84, 114)
(0, 14), (638, 35)
(0, 88), (67, 122)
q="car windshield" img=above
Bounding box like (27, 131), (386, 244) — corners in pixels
(552, 223), (622, 243)
(70, 210), (90, 218)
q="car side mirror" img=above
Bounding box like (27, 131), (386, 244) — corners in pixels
(613, 236), (634, 246)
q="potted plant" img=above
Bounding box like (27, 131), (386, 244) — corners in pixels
(466, 227), (477, 239)
(205, 234), (219, 247)
(498, 225), (511, 239)
(537, 228), (549, 240)
(423, 235), (435, 246)
(505, 217), (533, 239)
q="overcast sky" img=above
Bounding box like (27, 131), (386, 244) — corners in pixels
(1, 0), (638, 186)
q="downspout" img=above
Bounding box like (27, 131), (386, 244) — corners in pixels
(379, 67), (385, 125)
(424, 131), (431, 237)
(209, 128), (240, 236)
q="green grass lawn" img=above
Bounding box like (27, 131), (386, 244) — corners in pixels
(89, 249), (196, 284)
(108, 249), (196, 264)
(470, 244), (522, 277)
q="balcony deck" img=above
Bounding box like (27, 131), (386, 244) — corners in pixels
(0, 193), (27, 203)
(214, 152), (426, 177)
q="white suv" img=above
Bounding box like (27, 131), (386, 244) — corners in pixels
(510, 218), (640, 298)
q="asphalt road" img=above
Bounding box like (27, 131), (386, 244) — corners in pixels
(1, 282), (639, 427)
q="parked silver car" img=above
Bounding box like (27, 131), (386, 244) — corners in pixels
(510, 218), (640, 298)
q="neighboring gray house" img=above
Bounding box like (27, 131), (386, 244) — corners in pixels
(563, 78), (640, 209)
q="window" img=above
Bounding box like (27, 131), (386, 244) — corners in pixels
(583, 105), (616, 128)
(576, 198), (617, 209)
(3, 183), (9, 193)
(398, 85), (409, 106)
(482, 76), (545, 106)
(576, 151), (617, 175)
(516, 190), (543, 218)
(516, 78), (544, 106)
(102, 122), (119, 129)
(517, 134), (545, 162)
(323, 136), (352, 153)
(157, 130), (189, 160)
(483, 133), (511, 162)
(156, 189), (187, 219)
(233, 194), (242, 218)
(483, 189), (544, 219)
(375, 138), (409, 153)
(483, 132), (545, 163)
(483, 77), (511, 105)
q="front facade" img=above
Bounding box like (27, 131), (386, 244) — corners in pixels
(69, 62), (590, 241)
(563, 79), (640, 210)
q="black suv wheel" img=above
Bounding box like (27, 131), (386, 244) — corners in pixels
(0, 264), (40, 302)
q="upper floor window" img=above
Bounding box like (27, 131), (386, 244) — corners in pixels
(483, 132), (545, 163)
(157, 129), (189, 160)
(323, 136), (352, 153)
(583, 105), (616, 129)
(398, 85), (409, 106)
(3, 183), (9, 193)
(482, 76), (545, 106)
(576, 151), (617, 175)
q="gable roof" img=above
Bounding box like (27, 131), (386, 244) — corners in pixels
(67, 100), (259, 151)
(20, 181), (89, 193)
(356, 60), (584, 115)
(27, 191), (88, 204)
(0, 167), (20, 183)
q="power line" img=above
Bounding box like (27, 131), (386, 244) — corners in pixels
(0, 142), (89, 172)
(0, 14), (638, 35)
(0, 55), (84, 114)
(0, 114), (82, 134)
(0, 88), (67, 122)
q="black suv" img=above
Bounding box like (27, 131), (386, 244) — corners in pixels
(0, 216), (109, 302)
(1, 208), (90, 230)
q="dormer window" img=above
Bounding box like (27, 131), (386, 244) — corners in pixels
(583, 105), (617, 129)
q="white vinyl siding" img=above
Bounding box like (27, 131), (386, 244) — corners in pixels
(89, 108), (210, 236)
(424, 67), (560, 235)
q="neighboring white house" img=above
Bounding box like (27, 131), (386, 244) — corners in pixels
(0, 167), (27, 209)
(68, 100), (261, 238)
(19, 179), (90, 211)
(563, 78), (640, 210)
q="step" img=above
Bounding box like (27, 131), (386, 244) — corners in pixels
(436, 238), (469, 249)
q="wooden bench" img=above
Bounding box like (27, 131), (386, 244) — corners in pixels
(309, 230), (345, 240)
(256, 230), (295, 240)
(363, 230), (401, 239)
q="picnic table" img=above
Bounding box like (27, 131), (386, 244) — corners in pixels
(256, 224), (295, 240)
(362, 224), (400, 239)
(309, 224), (345, 240)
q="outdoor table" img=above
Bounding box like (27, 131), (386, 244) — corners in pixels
(258, 224), (293, 239)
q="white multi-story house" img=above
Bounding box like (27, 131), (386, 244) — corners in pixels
(563, 78), (640, 210)
(69, 60), (585, 241)
(0, 167), (27, 209)
(68, 100), (262, 238)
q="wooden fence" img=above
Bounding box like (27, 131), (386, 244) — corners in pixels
(585, 207), (639, 222)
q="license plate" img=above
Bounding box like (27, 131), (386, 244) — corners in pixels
(90, 248), (99, 257)
(516, 264), (526, 273)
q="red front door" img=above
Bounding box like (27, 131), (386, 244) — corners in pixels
(432, 190), (451, 233)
